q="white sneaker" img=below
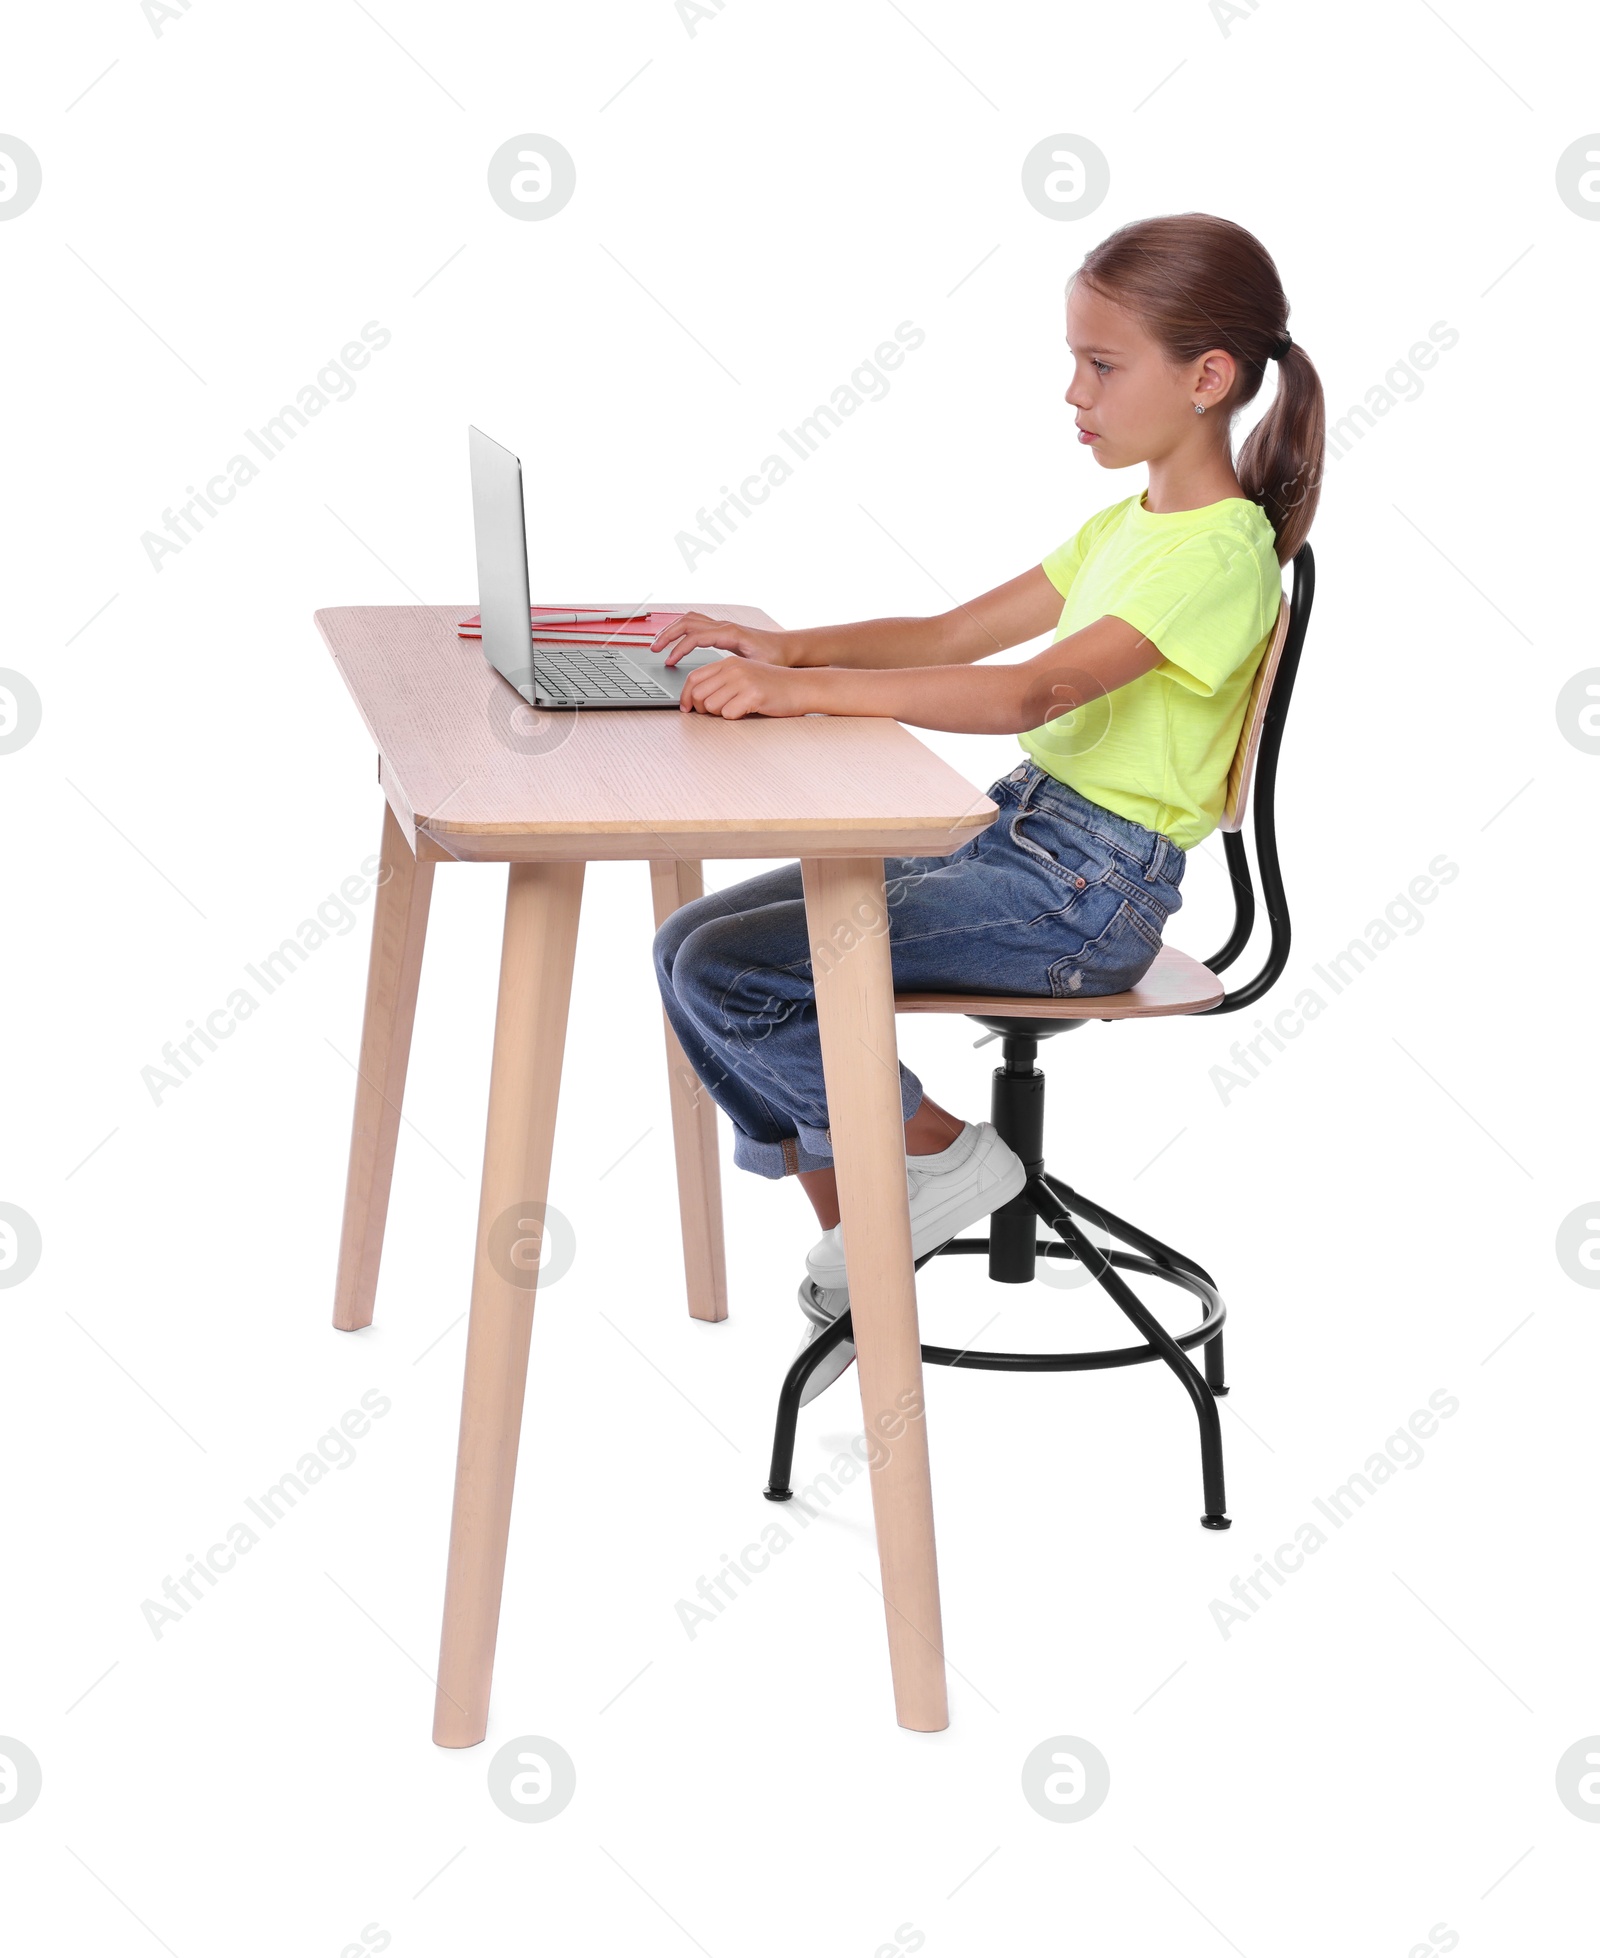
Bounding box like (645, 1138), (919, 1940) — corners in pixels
(791, 1278), (855, 1405)
(804, 1121), (1026, 1292)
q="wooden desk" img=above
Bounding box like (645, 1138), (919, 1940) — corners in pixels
(316, 601), (999, 1742)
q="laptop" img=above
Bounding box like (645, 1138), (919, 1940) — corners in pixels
(468, 425), (723, 709)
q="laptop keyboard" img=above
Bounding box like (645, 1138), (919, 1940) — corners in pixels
(533, 645), (673, 703)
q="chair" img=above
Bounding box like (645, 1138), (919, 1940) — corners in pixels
(763, 543), (1316, 1530)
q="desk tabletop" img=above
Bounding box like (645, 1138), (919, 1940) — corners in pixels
(317, 602), (1000, 864)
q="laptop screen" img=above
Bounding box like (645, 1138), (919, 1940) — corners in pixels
(468, 426), (534, 696)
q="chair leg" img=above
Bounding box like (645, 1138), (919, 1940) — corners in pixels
(763, 1311), (858, 1502)
(1041, 1170), (1218, 1290)
(1030, 1177), (1231, 1530)
(1042, 1170), (1228, 1394)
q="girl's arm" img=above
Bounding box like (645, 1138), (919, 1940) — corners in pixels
(793, 614), (1164, 733)
(676, 612), (1165, 732)
(657, 566), (1065, 671)
(786, 565), (1065, 669)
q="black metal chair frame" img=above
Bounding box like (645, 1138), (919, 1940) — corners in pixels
(764, 543), (1317, 1530)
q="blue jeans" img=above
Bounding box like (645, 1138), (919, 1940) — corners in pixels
(651, 759), (1186, 1179)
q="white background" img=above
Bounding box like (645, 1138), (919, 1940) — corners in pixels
(3, 1), (1597, 1951)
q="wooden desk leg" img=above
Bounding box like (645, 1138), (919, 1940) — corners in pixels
(433, 859), (586, 1748)
(800, 856), (949, 1734)
(333, 801), (435, 1332)
(648, 859), (729, 1324)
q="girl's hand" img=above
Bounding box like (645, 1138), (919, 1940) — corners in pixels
(655, 612), (802, 668)
(677, 657), (820, 719)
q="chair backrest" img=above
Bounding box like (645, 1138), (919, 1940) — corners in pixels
(1199, 541), (1315, 1013)
(1219, 586), (1293, 834)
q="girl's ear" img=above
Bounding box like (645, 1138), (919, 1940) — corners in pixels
(1193, 348), (1238, 412)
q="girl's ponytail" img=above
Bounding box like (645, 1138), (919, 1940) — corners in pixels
(1236, 339), (1325, 562)
(1077, 214), (1327, 564)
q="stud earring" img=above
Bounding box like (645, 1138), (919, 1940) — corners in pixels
(1194, 402), (1206, 415)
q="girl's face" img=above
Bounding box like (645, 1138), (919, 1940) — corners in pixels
(1064, 279), (1231, 470)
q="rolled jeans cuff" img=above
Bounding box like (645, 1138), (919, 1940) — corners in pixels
(731, 1130), (837, 1179)
(729, 1070), (925, 1179)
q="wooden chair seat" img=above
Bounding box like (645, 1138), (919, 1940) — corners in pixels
(894, 942), (1224, 1021)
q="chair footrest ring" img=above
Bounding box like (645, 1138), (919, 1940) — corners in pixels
(915, 1237), (1223, 1371)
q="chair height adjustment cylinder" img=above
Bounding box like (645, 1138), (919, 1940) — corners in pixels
(988, 1041), (1046, 1283)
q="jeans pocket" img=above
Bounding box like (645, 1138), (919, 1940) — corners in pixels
(1048, 898), (1164, 998)
(1008, 802), (1119, 895)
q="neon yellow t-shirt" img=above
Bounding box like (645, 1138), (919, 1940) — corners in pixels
(1017, 492), (1281, 851)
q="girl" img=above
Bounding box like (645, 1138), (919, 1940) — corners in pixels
(651, 212), (1325, 1401)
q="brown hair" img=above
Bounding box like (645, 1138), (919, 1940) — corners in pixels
(1075, 213), (1325, 563)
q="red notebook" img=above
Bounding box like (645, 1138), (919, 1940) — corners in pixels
(457, 607), (685, 643)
